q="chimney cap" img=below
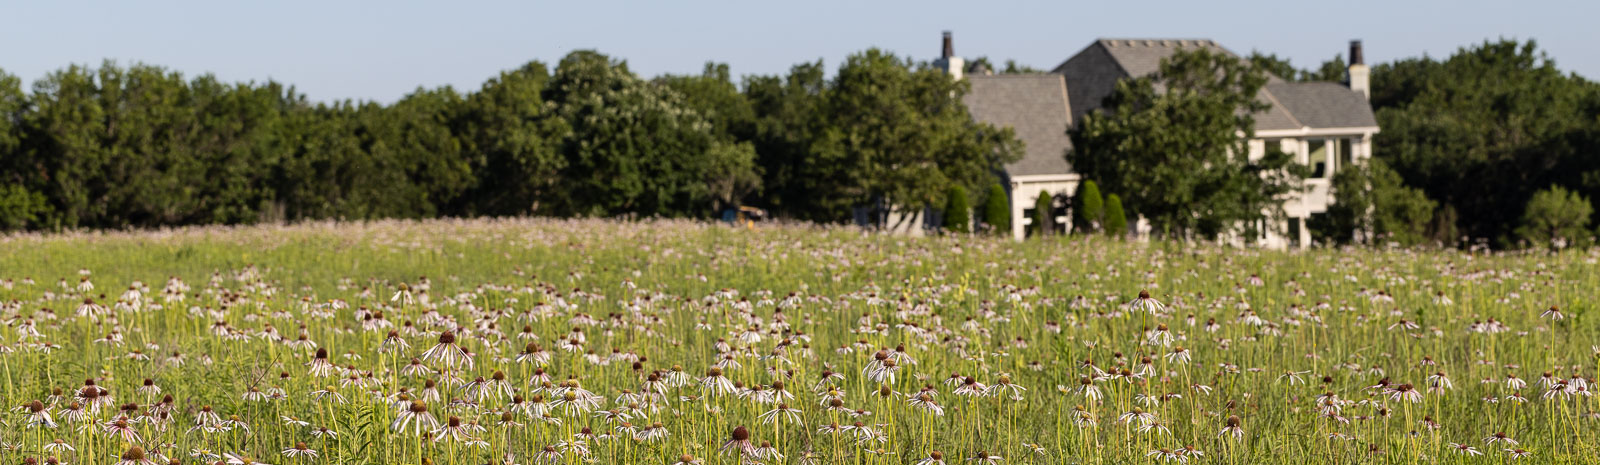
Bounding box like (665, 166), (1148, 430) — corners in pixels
(941, 31), (954, 58)
(1349, 40), (1364, 65)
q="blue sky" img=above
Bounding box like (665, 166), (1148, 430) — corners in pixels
(4, 1), (1593, 103)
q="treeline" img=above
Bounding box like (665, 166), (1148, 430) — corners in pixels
(1300, 40), (1600, 249)
(0, 50), (1019, 230)
(3, 40), (1597, 249)
(1368, 40), (1600, 249)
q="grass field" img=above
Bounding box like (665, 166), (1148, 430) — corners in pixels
(0, 218), (1596, 464)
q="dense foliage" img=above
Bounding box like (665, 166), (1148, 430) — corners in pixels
(1370, 40), (1600, 247)
(983, 182), (1010, 235)
(942, 185), (970, 233)
(1248, 52), (1347, 83)
(1311, 158), (1436, 247)
(1069, 49), (1305, 241)
(1515, 185), (1593, 249)
(1103, 193), (1127, 237)
(1032, 190), (1052, 237)
(1084, 40), (1600, 249)
(0, 50), (1019, 231)
(4, 39), (1598, 249)
(1073, 180), (1103, 234)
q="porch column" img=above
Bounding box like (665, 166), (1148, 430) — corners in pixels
(1011, 185), (1028, 241)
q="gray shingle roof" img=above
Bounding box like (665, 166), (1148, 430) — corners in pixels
(963, 74), (1074, 177)
(1263, 82), (1379, 129)
(1093, 39), (1285, 82)
(1254, 89), (1304, 131)
(1054, 38), (1374, 132)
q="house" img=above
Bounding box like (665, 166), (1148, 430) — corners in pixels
(946, 33), (1380, 248)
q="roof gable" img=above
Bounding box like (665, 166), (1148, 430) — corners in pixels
(1053, 38), (1375, 132)
(963, 74), (1074, 177)
(1074, 39), (1287, 83)
(1263, 82), (1379, 129)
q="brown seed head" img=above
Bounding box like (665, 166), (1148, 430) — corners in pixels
(122, 446), (146, 461)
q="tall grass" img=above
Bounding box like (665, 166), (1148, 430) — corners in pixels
(0, 218), (1595, 464)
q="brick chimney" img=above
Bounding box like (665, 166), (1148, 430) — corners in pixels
(1347, 40), (1369, 100)
(934, 31), (965, 81)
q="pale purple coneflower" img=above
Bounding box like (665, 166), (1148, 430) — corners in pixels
(419, 331), (473, 369)
(968, 449), (1004, 464)
(719, 425), (756, 456)
(758, 403), (804, 425)
(391, 400), (439, 435)
(115, 446), (155, 465)
(1386, 384), (1423, 403)
(1219, 415), (1244, 439)
(281, 442), (318, 459)
(1447, 442), (1482, 456)
(1127, 290), (1165, 314)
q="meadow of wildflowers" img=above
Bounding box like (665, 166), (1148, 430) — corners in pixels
(0, 218), (1596, 464)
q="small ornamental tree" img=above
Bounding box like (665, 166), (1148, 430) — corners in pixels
(943, 185), (971, 234)
(1104, 193), (1128, 238)
(1515, 185), (1592, 249)
(983, 183), (1010, 235)
(1033, 190), (1053, 237)
(0, 185), (48, 231)
(1074, 180), (1103, 234)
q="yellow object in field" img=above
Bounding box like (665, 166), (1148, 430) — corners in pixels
(725, 206), (766, 230)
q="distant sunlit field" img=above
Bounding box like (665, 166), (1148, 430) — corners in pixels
(0, 218), (1596, 464)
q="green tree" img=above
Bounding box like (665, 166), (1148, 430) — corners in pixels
(0, 184), (47, 230)
(942, 185), (970, 233)
(1372, 39), (1600, 245)
(1002, 60), (1043, 74)
(1515, 185), (1593, 249)
(353, 87), (475, 219)
(807, 49), (1022, 225)
(1303, 55), (1348, 82)
(658, 63), (762, 212)
(1073, 180), (1103, 233)
(453, 62), (569, 216)
(271, 101), (377, 221)
(1248, 52), (1299, 81)
(966, 57), (1042, 75)
(983, 183), (1010, 235)
(702, 142), (762, 213)
(657, 63), (756, 142)
(1104, 194), (1127, 237)
(0, 69), (19, 156)
(1070, 49), (1305, 241)
(0, 69), (49, 230)
(1247, 52), (1346, 81)
(23, 62), (289, 228)
(1312, 158), (1436, 246)
(1431, 205), (1461, 246)
(183, 77), (298, 224)
(1033, 190), (1053, 237)
(745, 61), (828, 219)
(542, 50), (754, 218)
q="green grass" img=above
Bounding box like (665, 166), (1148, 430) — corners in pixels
(0, 218), (1596, 464)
